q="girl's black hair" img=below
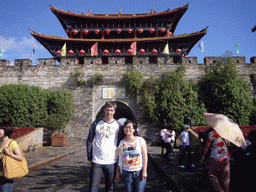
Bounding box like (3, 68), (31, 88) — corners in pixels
(124, 119), (139, 136)
(0, 122), (13, 138)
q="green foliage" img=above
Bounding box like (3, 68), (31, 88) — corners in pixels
(44, 90), (74, 134)
(207, 51), (239, 78)
(124, 69), (144, 99)
(0, 84), (48, 127)
(154, 69), (207, 130)
(250, 97), (256, 125)
(71, 69), (104, 87)
(0, 84), (74, 135)
(91, 73), (104, 86)
(198, 54), (253, 126)
(141, 77), (159, 123)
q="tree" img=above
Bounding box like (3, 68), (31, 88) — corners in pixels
(154, 67), (207, 130)
(198, 51), (253, 126)
(0, 84), (48, 127)
(123, 69), (144, 99)
(44, 90), (74, 134)
(138, 66), (207, 130)
(140, 77), (159, 123)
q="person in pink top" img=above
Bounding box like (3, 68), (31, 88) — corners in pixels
(163, 129), (175, 160)
(202, 129), (230, 192)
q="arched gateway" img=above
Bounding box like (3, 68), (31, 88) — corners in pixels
(93, 87), (137, 122)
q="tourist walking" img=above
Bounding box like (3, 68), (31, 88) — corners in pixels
(0, 122), (24, 192)
(160, 128), (167, 155)
(178, 125), (195, 169)
(163, 129), (176, 160)
(86, 101), (124, 192)
(115, 120), (148, 192)
(201, 129), (230, 192)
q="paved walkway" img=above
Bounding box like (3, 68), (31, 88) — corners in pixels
(148, 146), (214, 192)
(23, 145), (214, 192)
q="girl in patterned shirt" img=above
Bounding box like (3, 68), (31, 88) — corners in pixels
(201, 129), (230, 192)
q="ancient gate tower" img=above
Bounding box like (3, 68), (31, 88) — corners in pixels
(29, 4), (207, 142)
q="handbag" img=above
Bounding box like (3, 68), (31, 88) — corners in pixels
(2, 140), (29, 180)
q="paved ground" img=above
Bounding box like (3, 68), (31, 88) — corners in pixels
(12, 145), (167, 192)
(11, 144), (244, 192)
(148, 147), (213, 192)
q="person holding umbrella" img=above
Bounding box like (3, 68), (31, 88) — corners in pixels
(202, 113), (246, 192)
(201, 129), (230, 192)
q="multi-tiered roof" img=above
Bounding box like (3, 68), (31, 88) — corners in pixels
(30, 4), (207, 61)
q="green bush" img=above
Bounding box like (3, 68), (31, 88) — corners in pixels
(250, 97), (256, 125)
(124, 69), (144, 99)
(0, 84), (74, 134)
(0, 84), (48, 127)
(198, 66), (253, 126)
(126, 66), (207, 130)
(154, 68), (207, 130)
(141, 77), (159, 123)
(45, 90), (74, 134)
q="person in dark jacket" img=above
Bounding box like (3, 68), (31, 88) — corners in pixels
(86, 101), (124, 192)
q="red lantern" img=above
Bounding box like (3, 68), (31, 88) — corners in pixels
(152, 49), (157, 54)
(95, 29), (100, 35)
(116, 29), (121, 34)
(139, 49), (145, 54)
(176, 49), (182, 54)
(68, 50), (74, 55)
(65, 29), (70, 34)
(138, 29), (143, 34)
(184, 55), (188, 57)
(127, 49), (132, 54)
(160, 28), (166, 33)
(115, 49), (121, 55)
(149, 28), (155, 34)
(103, 49), (109, 55)
(56, 50), (61, 56)
(73, 30), (78, 35)
(168, 32), (173, 36)
(84, 30), (89, 35)
(106, 29), (111, 35)
(79, 49), (85, 55)
(127, 29), (133, 34)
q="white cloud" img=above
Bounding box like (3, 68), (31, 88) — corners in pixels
(0, 35), (45, 59)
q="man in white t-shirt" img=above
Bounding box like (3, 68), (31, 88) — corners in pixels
(86, 101), (124, 192)
(178, 125), (195, 169)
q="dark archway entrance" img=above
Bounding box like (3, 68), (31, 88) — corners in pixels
(96, 101), (135, 121)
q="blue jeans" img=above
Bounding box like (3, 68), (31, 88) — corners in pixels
(89, 162), (115, 192)
(0, 176), (13, 192)
(122, 170), (146, 192)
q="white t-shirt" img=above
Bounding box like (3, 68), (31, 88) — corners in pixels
(92, 119), (120, 164)
(180, 130), (190, 146)
(161, 129), (167, 140)
(118, 137), (146, 172)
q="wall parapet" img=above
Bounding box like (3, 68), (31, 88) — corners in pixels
(1, 56), (256, 68)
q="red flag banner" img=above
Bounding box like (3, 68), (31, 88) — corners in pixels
(131, 42), (137, 55)
(91, 43), (98, 56)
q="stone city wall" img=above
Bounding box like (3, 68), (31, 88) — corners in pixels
(0, 56), (255, 143)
